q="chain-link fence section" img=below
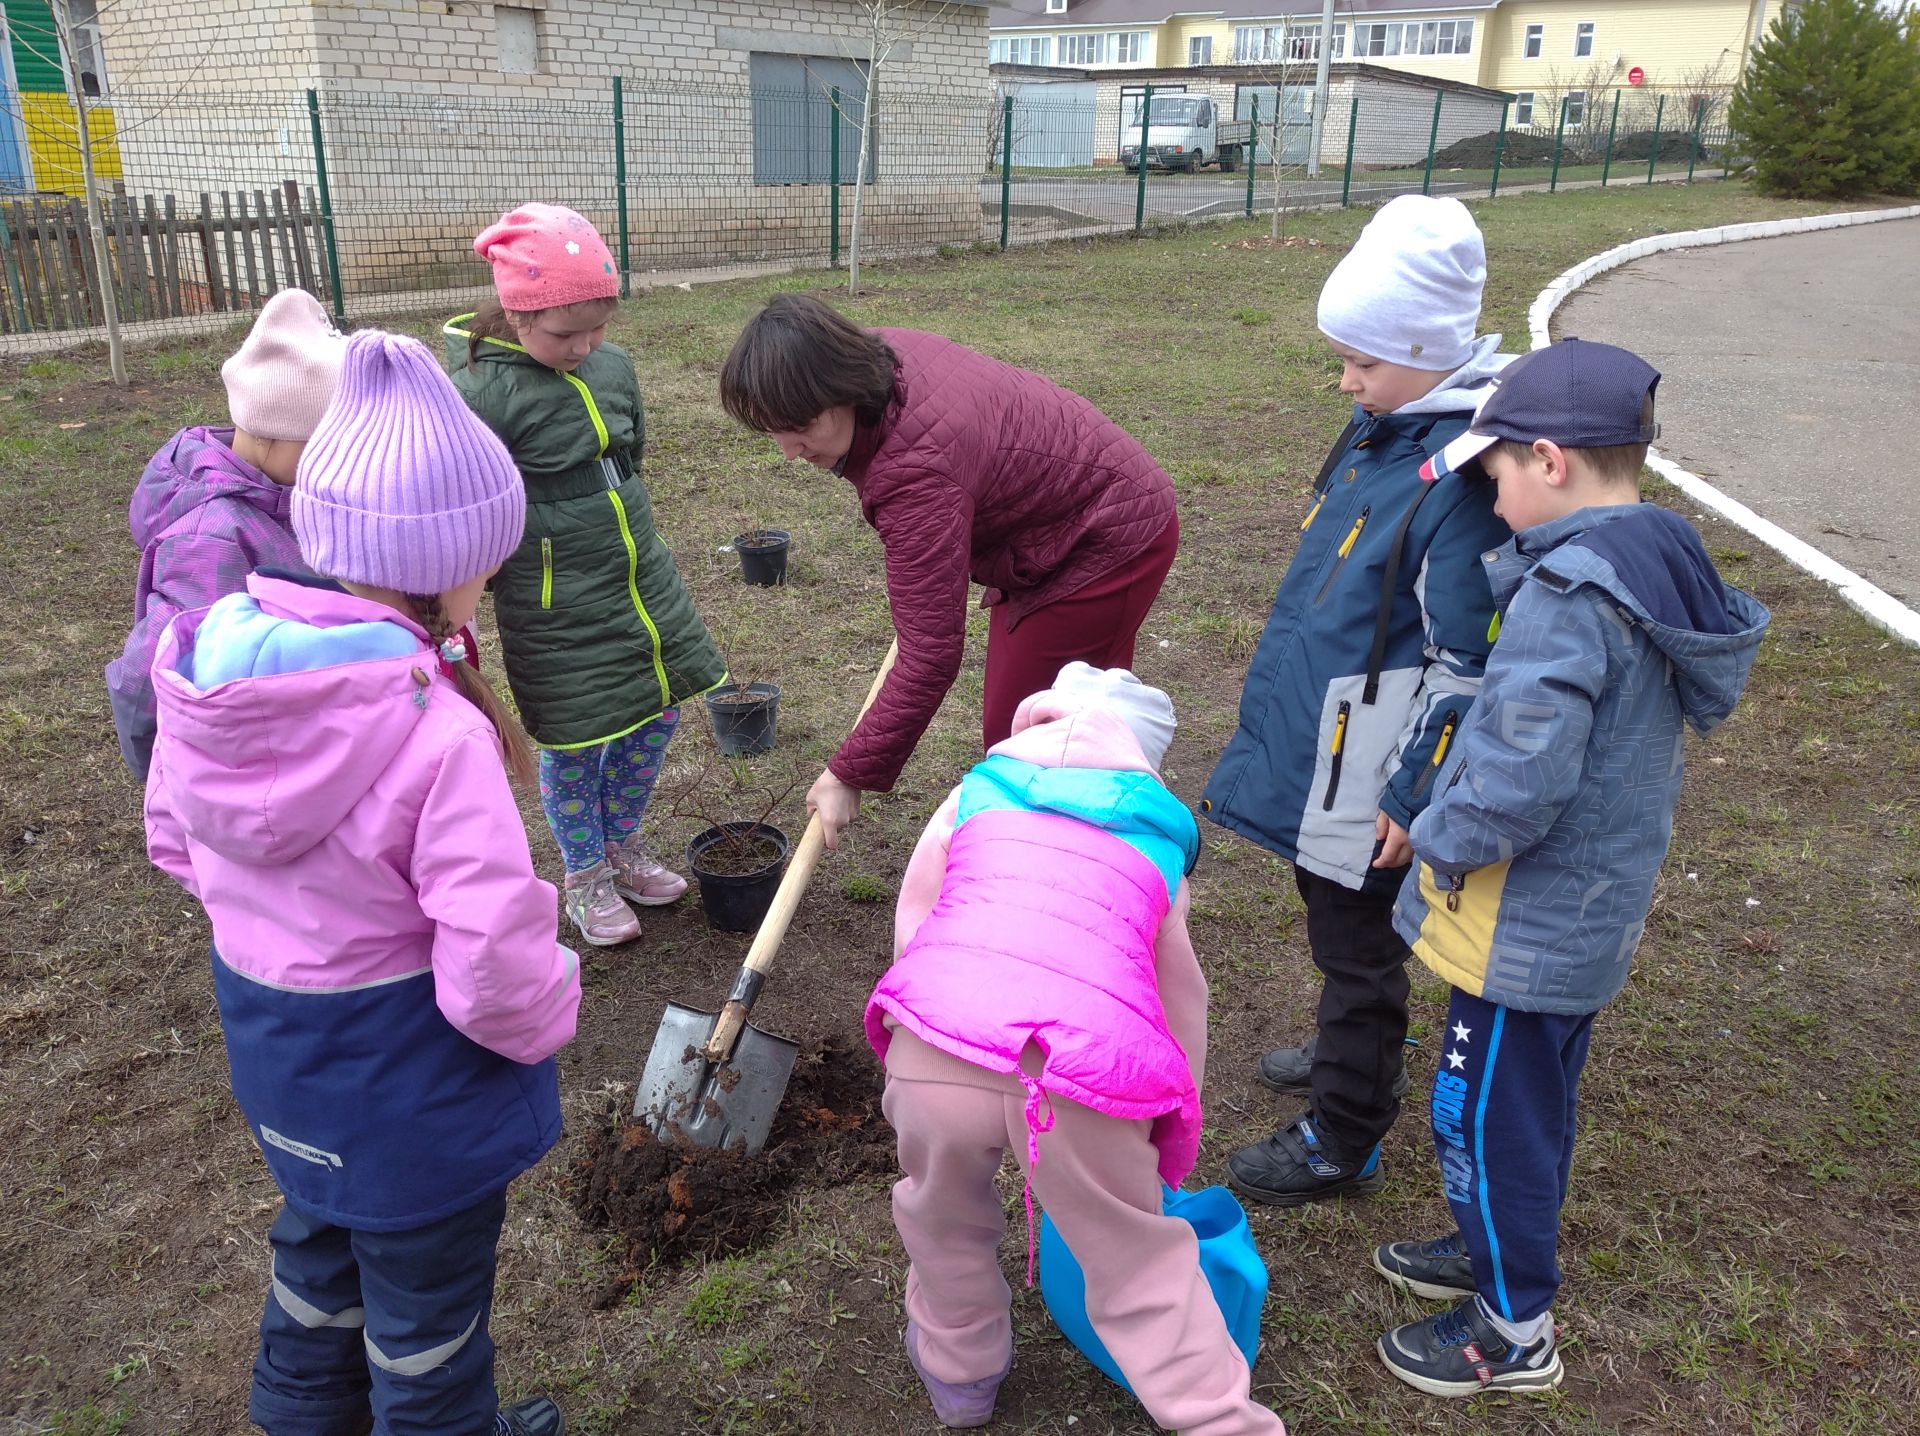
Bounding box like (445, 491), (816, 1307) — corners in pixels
(1, 78), (1734, 352)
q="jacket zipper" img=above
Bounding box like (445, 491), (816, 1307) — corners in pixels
(606, 490), (672, 701)
(1300, 492), (1326, 533)
(1409, 708), (1459, 802)
(1321, 699), (1351, 812)
(1444, 872), (1465, 912)
(540, 538), (553, 610)
(1313, 505), (1370, 605)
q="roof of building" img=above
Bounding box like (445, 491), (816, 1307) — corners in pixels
(990, 57), (1513, 98)
(992, 1), (1502, 24)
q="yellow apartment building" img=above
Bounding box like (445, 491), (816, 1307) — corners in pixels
(990, 0), (1778, 119)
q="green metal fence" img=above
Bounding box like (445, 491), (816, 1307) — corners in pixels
(0, 78), (1738, 350)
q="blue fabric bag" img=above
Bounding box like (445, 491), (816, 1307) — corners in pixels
(1037, 1183), (1267, 1392)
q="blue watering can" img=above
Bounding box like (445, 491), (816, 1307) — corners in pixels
(1037, 1183), (1266, 1393)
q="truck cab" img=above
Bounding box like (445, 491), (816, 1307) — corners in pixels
(1119, 94), (1248, 173)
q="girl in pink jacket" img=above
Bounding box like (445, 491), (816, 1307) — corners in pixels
(145, 330), (575, 1436)
(867, 665), (1286, 1435)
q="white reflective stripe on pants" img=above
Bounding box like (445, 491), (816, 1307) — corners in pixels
(364, 1310), (482, 1378)
(271, 1267), (365, 1330)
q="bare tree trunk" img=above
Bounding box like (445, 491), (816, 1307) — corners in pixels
(53, 0), (125, 385)
(847, 67), (877, 294)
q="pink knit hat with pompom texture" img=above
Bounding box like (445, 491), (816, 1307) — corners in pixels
(474, 203), (618, 312)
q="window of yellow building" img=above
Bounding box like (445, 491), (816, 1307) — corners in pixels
(1574, 21), (1596, 58)
(1189, 34), (1213, 65)
(1353, 18), (1474, 57)
(1524, 23), (1544, 58)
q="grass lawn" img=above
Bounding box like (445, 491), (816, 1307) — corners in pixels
(4, 181), (1917, 1435)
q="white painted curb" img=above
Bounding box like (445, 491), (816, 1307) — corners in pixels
(1528, 203), (1920, 647)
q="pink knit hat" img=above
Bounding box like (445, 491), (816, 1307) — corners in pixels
(220, 288), (346, 441)
(474, 203), (618, 312)
(293, 330), (525, 595)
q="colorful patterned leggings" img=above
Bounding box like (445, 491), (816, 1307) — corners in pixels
(537, 709), (679, 875)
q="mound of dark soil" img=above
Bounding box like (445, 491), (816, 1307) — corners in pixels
(1392, 127), (1560, 170)
(570, 1038), (893, 1294)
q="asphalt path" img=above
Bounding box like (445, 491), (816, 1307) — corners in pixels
(1556, 218), (1920, 604)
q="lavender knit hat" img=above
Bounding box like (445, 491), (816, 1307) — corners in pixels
(293, 329), (525, 594)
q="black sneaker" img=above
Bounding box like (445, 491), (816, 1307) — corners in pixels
(498, 1395), (565, 1436)
(1377, 1297), (1563, 1398)
(1372, 1232), (1476, 1300)
(1256, 1035), (1413, 1100)
(1225, 1116), (1385, 1207)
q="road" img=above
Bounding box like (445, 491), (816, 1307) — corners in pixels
(1556, 218), (1920, 604)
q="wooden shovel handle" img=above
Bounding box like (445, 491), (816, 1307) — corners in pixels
(702, 640), (899, 1060)
(747, 636), (898, 977)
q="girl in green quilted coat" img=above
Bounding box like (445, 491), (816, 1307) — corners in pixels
(447, 204), (725, 947)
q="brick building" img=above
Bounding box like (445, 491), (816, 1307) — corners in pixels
(89, 1), (993, 288)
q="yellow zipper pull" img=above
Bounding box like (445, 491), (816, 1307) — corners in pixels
(1430, 714), (1456, 770)
(1337, 506), (1370, 558)
(1301, 493), (1326, 533)
(1330, 703), (1349, 756)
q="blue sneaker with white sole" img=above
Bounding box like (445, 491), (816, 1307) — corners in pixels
(1377, 1297), (1563, 1398)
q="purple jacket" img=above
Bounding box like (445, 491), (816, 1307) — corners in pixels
(105, 427), (306, 779)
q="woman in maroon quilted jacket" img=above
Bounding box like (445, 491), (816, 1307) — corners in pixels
(721, 294), (1178, 847)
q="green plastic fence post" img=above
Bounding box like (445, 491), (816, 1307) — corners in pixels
(305, 89), (347, 326)
(1646, 92), (1665, 184)
(1341, 92), (1359, 206)
(1601, 90), (1621, 184)
(1686, 98), (1704, 182)
(1000, 94), (1012, 250)
(1421, 88), (1443, 195)
(1245, 96), (1257, 218)
(1549, 95), (1568, 192)
(1134, 84), (1152, 234)
(612, 77), (630, 298)
(830, 86), (842, 268)
(1489, 96), (1510, 197)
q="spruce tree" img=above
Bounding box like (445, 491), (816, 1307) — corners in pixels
(1729, 0), (1920, 198)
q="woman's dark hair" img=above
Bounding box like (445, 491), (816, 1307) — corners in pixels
(719, 293), (899, 433)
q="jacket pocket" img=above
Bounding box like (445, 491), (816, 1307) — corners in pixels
(1408, 708), (1460, 804)
(1313, 505), (1370, 606)
(1321, 699), (1351, 812)
(540, 537), (553, 610)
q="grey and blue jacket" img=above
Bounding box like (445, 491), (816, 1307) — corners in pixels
(1394, 502), (1770, 1015)
(1202, 338), (1513, 893)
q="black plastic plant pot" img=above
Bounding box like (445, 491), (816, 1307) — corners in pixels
(686, 822), (791, 933)
(734, 529), (791, 586)
(705, 682), (780, 757)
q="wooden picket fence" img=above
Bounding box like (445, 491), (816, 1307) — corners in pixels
(0, 180), (329, 336)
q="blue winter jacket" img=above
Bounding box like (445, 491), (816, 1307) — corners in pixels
(1394, 503), (1770, 1015)
(1202, 338), (1513, 893)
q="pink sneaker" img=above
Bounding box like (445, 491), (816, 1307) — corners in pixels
(904, 1321), (1010, 1429)
(609, 834), (688, 907)
(563, 862), (641, 946)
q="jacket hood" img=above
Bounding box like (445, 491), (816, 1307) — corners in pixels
(1389, 334), (1513, 418)
(981, 707), (1200, 887)
(1524, 504), (1771, 734)
(150, 575), (439, 865)
(130, 426), (291, 547)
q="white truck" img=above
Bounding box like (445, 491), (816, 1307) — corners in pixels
(1119, 94), (1252, 173)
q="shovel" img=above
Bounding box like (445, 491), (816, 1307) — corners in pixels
(634, 639), (899, 1154)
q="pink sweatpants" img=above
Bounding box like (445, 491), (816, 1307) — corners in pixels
(881, 1031), (1286, 1436)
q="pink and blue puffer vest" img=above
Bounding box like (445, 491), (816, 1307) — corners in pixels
(865, 753), (1202, 1187)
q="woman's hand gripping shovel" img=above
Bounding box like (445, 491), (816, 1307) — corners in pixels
(634, 640), (899, 1155)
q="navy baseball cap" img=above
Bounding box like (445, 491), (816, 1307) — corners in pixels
(1420, 337), (1661, 482)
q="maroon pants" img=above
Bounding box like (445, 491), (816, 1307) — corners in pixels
(980, 515), (1179, 751)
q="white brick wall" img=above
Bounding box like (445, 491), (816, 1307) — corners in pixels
(96, 2), (995, 286)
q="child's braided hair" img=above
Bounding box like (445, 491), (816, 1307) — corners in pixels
(407, 592), (538, 787)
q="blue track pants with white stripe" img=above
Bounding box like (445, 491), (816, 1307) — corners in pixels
(249, 1189), (507, 1435)
(1428, 987), (1595, 1325)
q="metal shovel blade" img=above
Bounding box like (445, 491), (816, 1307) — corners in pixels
(633, 1000), (800, 1156)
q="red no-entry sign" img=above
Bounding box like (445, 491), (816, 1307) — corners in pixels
(1627, 66), (1646, 85)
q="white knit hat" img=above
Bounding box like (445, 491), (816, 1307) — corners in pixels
(1316, 195), (1486, 372)
(1039, 662), (1177, 768)
(221, 289), (347, 441)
